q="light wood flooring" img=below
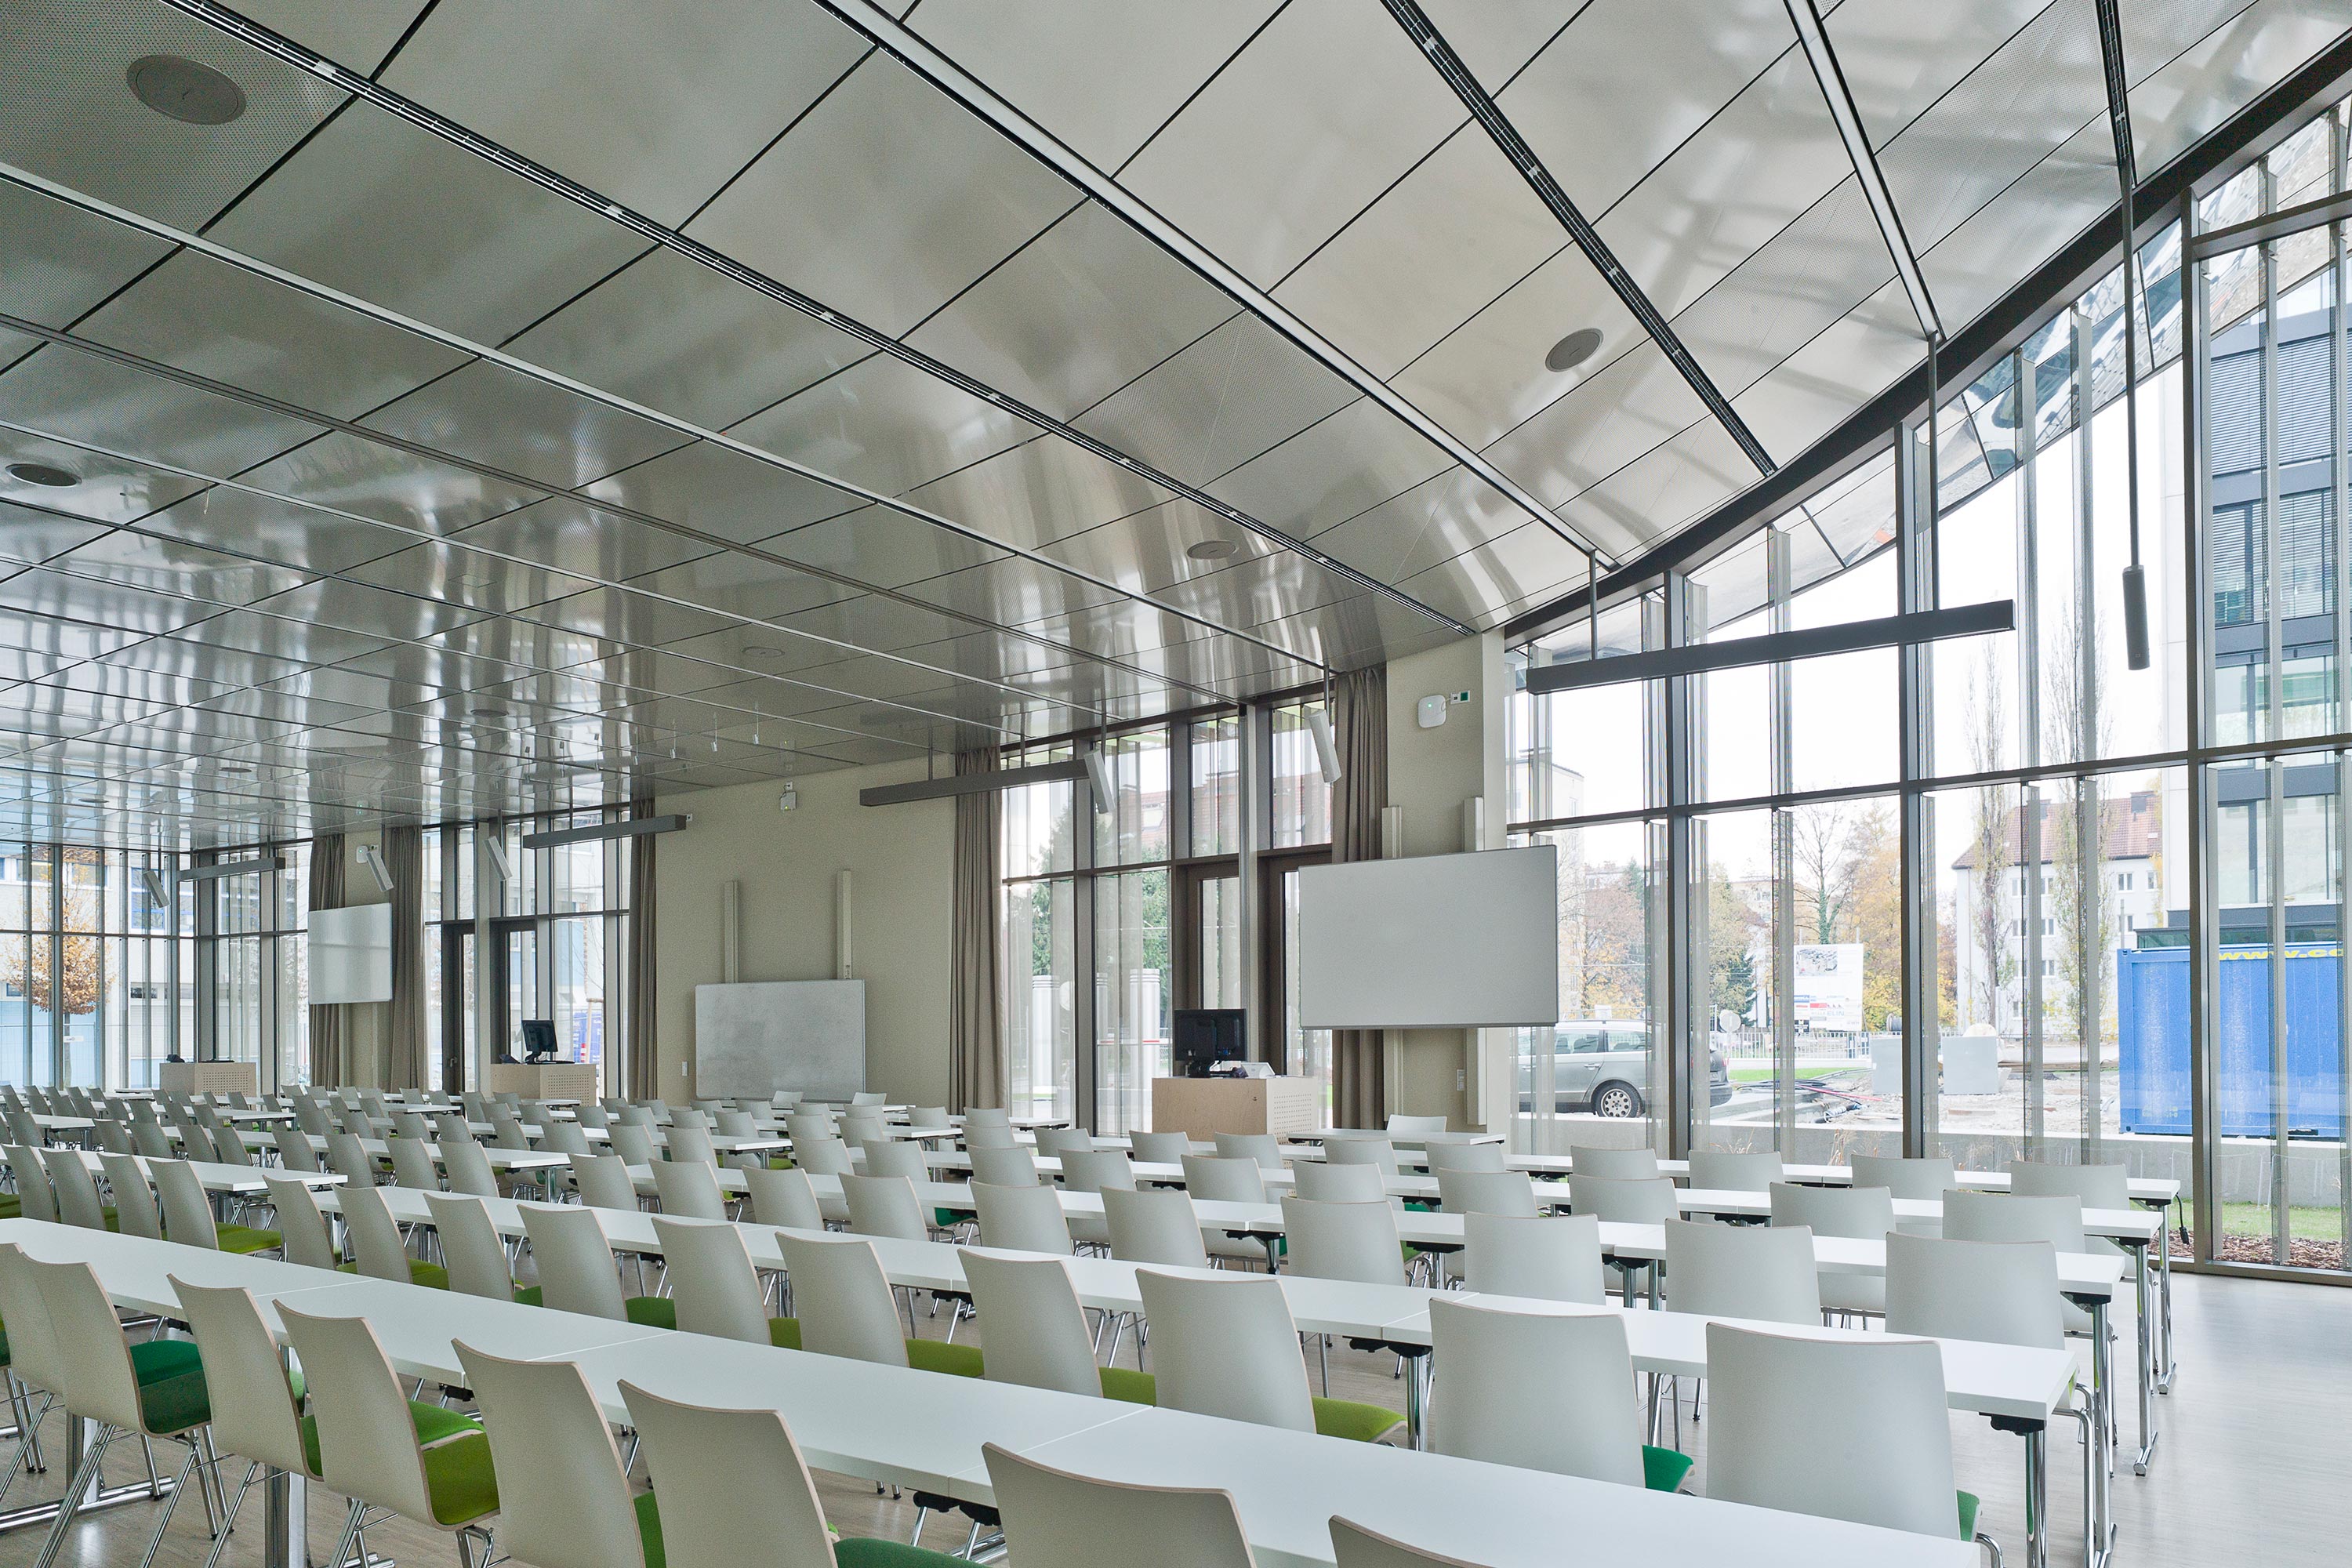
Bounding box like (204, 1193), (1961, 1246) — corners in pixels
(5, 1269), (2343, 1567)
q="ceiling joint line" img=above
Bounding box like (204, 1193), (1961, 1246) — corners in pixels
(1377, 0), (1777, 477)
(154, 0), (1465, 641)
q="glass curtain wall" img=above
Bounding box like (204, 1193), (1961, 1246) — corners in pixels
(201, 844), (308, 1090)
(0, 844), (194, 1088)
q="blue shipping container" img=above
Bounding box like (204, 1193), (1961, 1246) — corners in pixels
(2118, 945), (2347, 1138)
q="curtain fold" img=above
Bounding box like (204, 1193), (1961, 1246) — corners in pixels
(626, 800), (660, 1101)
(307, 833), (345, 1087)
(1328, 666), (1389, 1131)
(383, 826), (425, 1090)
(949, 750), (1005, 1112)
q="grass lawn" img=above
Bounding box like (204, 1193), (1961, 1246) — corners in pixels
(2220, 1202), (2344, 1242)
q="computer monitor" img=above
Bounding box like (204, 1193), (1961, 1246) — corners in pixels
(520, 1019), (558, 1063)
(1172, 1009), (1246, 1079)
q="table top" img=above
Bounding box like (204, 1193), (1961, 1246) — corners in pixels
(1289, 1146), (2184, 1203)
(69, 1147), (346, 1196)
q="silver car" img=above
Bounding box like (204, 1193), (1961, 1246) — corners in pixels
(1517, 1022), (1733, 1118)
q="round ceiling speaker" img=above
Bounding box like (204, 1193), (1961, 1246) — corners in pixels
(127, 55), (248, 125)
(1544, 327), (1606, 374)
(5, 461), (79, 488)
(1185, 539), (1239, 560)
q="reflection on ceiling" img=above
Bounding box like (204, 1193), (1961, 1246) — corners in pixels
(0, 0), (2338, 847)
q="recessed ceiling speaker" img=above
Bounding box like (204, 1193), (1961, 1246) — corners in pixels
(1544, 327), (1605, 373)
(5, 461), (78, 488)
(1186, 539), (1239, 560)
(127, 54), (248, 124)
(740, 644), (786, 661)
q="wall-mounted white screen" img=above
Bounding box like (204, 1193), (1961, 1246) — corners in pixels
(308, 905), (393, 1004)
(1296, 846), (1559, 1029)
(695, 980), (866, 1101)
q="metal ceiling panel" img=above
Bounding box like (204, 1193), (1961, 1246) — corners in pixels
(503, 249), (875, 432)
(359, 358), (692, 492)
(1072, 314), (1356, 490)
(904, 203), (1238, 422)
(74, 247), (473, 421)
(518, 587), (739, 649)
(0, 342), (325, 477)
(895, 435), (1174, 552)
(579, 441), (868, 553)
(336, 539), (601, 618)
(684, 53), (1077, 337)
(44, 528), (307, 606)
(447, 499), (713, 583)
(204, 102), (652, 344)
(2126, 0), (2340, 172)
(255, 573), (491, 642)
(379, 0), (868, 229)
(548, 644), (740, 699)
(895, 555), (1126, 631)
(1116, 0), (1465, 289)
(1479, 340), (1715, 523)
(1828, 0), (2056, 151)
(0, 0), (344, 231)
(100, 632), (309, 690)
(227, 0), (432, 75)
(1416, 0), (1584, 88)
(1551, 423), (1766, 560)
(902, 0), (1281, 171)
(1917, 122), (2118, 326)
(622, 552), (855, 627)
(235, 430), (548, 539)
(1208, 399), (1454, 545)
(0, 497), (114, 567)
(724, 352), (1036, 502)
(0, 605), (147, 664)
(34, 653), (233, 708)
(1730, 277), (1922, 460)
(135, 483), (409, 578)
(1394, 523), (1590, 631)
(1308, 465), (1571, 586)
(0, 176), (175, 329)
(1033, 497), (1287, 590)
(752, 504), (1007, 591)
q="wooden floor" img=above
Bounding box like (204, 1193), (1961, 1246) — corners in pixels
(5, 1268), (2343, 1567)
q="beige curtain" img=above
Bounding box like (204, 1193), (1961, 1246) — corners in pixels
(1328, 666), (1389, 1130)
(383, 826), (425, 1090)
(307, 833), (345, 1087)
(626, 800), (660, 1100)
(949, 750), (1005, 1111)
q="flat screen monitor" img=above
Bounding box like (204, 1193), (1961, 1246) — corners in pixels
(1172, 1009), (1246, 1078)
(520, 1019), (558, 1063)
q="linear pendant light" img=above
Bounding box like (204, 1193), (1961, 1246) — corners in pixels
(860, 759), (1087, 808)
(517, 814), (691, 850)
(1524, 601), (2015, 695)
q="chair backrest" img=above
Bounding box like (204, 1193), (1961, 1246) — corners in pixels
(3, 1145), (57, 1224)
(793, 1135), (854, 1176)
(607, 1123), (659, 1167)
(960, 1105), (1007, 1127)
(267, 1174), (340, 1268)
(962, 1121), (1018, 1151)
(615, 1103), (657, 1128)
(31, 1257), (151, 1433)
(1423, 1141), (1506, 1174)
(785, 1112), (836, 1145)
(970, 1145), (1040, 1188)
(1031, 1126), (1091, 1160)
(172, 1278), (312, 1476)
(651, 1158), (729, 1221)
(1944, 1189), (2087, 1253)
(776, 1232), (907, 1368)
(1568, 1145), (1658, 1180)
(1102, 1185), (1210, 1269)
(1179, 1153), (1267, 1203)
(43, 1149), (110, 1230)
(386, 1136), (441, 1192)
(278, 1307), (444, 1525)
(983, 1443), (1256, 1568)
(1427, 1296), (1644, 1486)
(339, 1184), (416, 1283)
(974, 1180), (1076, 1254)
(1704, 1322), (1961, 1540)
(742, 1166), (824, 1232)
(714, 1109), (757, 1137)
(520, 1203), (630, 1320)
(1566, 1173), (1679, 1225)
(1291, 1160), (1385, 1203)
(359, 1090), (390, 1118)
(1325, 1135), (1399, 1174)
(860, 1138), (928, 1182)
(651, 1217), (773, 1345)
(1282, 1196), (1405, 1285)
(543, 1122), (593, 1159)
(850, 1092), (887, 1108)
(576, 1104), (612, 1131)
(434, 1113), (475, 1146)
(906, 1105), (949, 1131)
(491, 1116), (531, 1151)
(572, 1152), (642, 1212)
(1058, 1148), (1136, 1194)
(1436, 1168), (1537, 1218)
(133, 1121), (179, 1161)
(439, 1135), (501, 1199)
(294, 1099), (332, 1136)
(1330, 1517), (1482, 1568)
(100, 1152), (162, 1239)
(2006, 1160), (2129, 1252)
(1848, 1154), (1957, 1201)
(1885, 1232), (2065, 1348)
(666, 1125), (717, 1167)
(324, 1131), (377, 1186)
(423, 1192), (516, 1301)
(1135, 1269), (1314, 1432)
(390, 1112), (433, 1142)
(1126, 1130), (1190, 1165)
(0, 1245), (64, 1398)
(1663, 1219), (1820, 1324)
(618, 1381), (839, 1568)
(1461, 1211), (1604, 1302)
(211, 1125), (256, 1165)
(3, 1107), (40, 1147)
(837, 1110), (887, 1149)
(1689, 1148), (1784, 1191)
(153, 1159), (221, 1248)
(457, 1093), (490, 1122)
(1386, 1114), (1446, 1135)
(840, 1171), (931, 1241)
(961, 1250), (1103, 1398)
(1212, 1133), (1281, 1171)
(1769, 1181), (1896, 1240)
(456, 1343), (645, 1568)
(274, 1127), (323, 1171)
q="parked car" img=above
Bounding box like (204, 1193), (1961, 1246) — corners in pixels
(1516, 1022), (1733, 1118)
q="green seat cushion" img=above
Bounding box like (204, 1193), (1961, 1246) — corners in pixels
(904, 1339), (985, 1378)
(634, 1490), (666, 1568)
(513, 1284), (543, 1307)
(835, 1537), (971, 1568)
(1641, 1445), (1694, 1494)
(1956, 1490), (1980, 1542)
(300, 1402), (497, 1524)
(129, 1338), (209, 1434)
(336, 1259), (451, 1290)
(769, 1317), (801, 1349)
(624, 1295), (678, 1330)
(1098, 1366), (1156, 1405)
(1310, 1396), (1405, 1444)
(0, 1196), (20, 1219)
(216, 1225), (281, 1254)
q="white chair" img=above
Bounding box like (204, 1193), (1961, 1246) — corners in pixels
(1886, 1232), (2067, 1349)
(171, 1279), (322, 1552)
(1212, 1133), (1281, 1171)
(386, 1136), (441, 1192)
(275, 1127), (324, 1171)
(983, 1443), (1254, 1568)
(666, 1124), (718, 1167)
(1180, 1152), (1266, 1203)
(651, 1157), (730, 1221)
(263, 1174), (340, 1269)
(1769, 1181), (1896, 1316)
(342, 1182), (446, 1287)
(1436, 1168), (1537, 1218)
(959, 1105), (1007, 1128)
(1663, 1219), (1820, 1324)
(1127, 1130), (1190, 1165)
(1385, 1115), (1447, 1136)
(651, 1216), (796, 1347)
(1282, 1196), (1404, 1284)
(961, 1121), (1018, 1152)
(851, 1092), (887, 1107)
(1325, 1134), (1400, 1174)
(908, 1106), (952, 1131)
(542, 1122), (594, 1160)
(974, 1180), (1075, 1254)
(439, 1137), (503, 1200)
(1292, 1160), (1386, 1203)
(1705, 1323), (1994, 1559)
(518, 1202), (676, 1328)
(608, 1124), (662, 1167)
(792, 1135), (855, 1177)
(1689, 1147), (1784, 1191)
(1852, 1153), (1958, 1200)
(1058, 1148), (1132, 1248)
(1944, 1189), (2095, 1332)
(969, 1145), (1040, 1188)
(1033, 1125), (1094, 1161)
(42, 1149), (109, 1231)
(1423, 1141), (1506, 1174)
(1426, 1296), (1690, 1493)
(454, 1342), (659, 1568)
(97, 1152), (161, 1240)
(0, 1243), (56, 1494)
(2, 1146), (56, 1224)
(1570, 1145), (1658, 1180)
(962, 1250), (1152, 1403)
(841, 1171), (934, 1242)
(572, 1152), (644, 1212)
(1331, 1517), (1485, 1568)
(2007, 1161), (2132, 1256)
(1566, 1173), (1677, 1223)
(741, 1165), (825, 1232)
(860, 1138), (929, 1182)
(1461, 1211), (1604, 1303)
(424, 1192), (521, 1301)
(1102, 1185), (1210, 1270)
(714, 1109), (759, 1138)
(1134, 1268), (1403, 1444)
(775, 1232), (981, 1377)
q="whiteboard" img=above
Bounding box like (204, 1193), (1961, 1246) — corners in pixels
(1296, 847), (1559, 1029)
(308, 905), (392, 1004)
(694, 980), (866, 1099)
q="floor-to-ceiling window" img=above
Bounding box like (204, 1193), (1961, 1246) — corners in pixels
(201, 844), (307, 1090)
(0, 844), (194, 1088)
